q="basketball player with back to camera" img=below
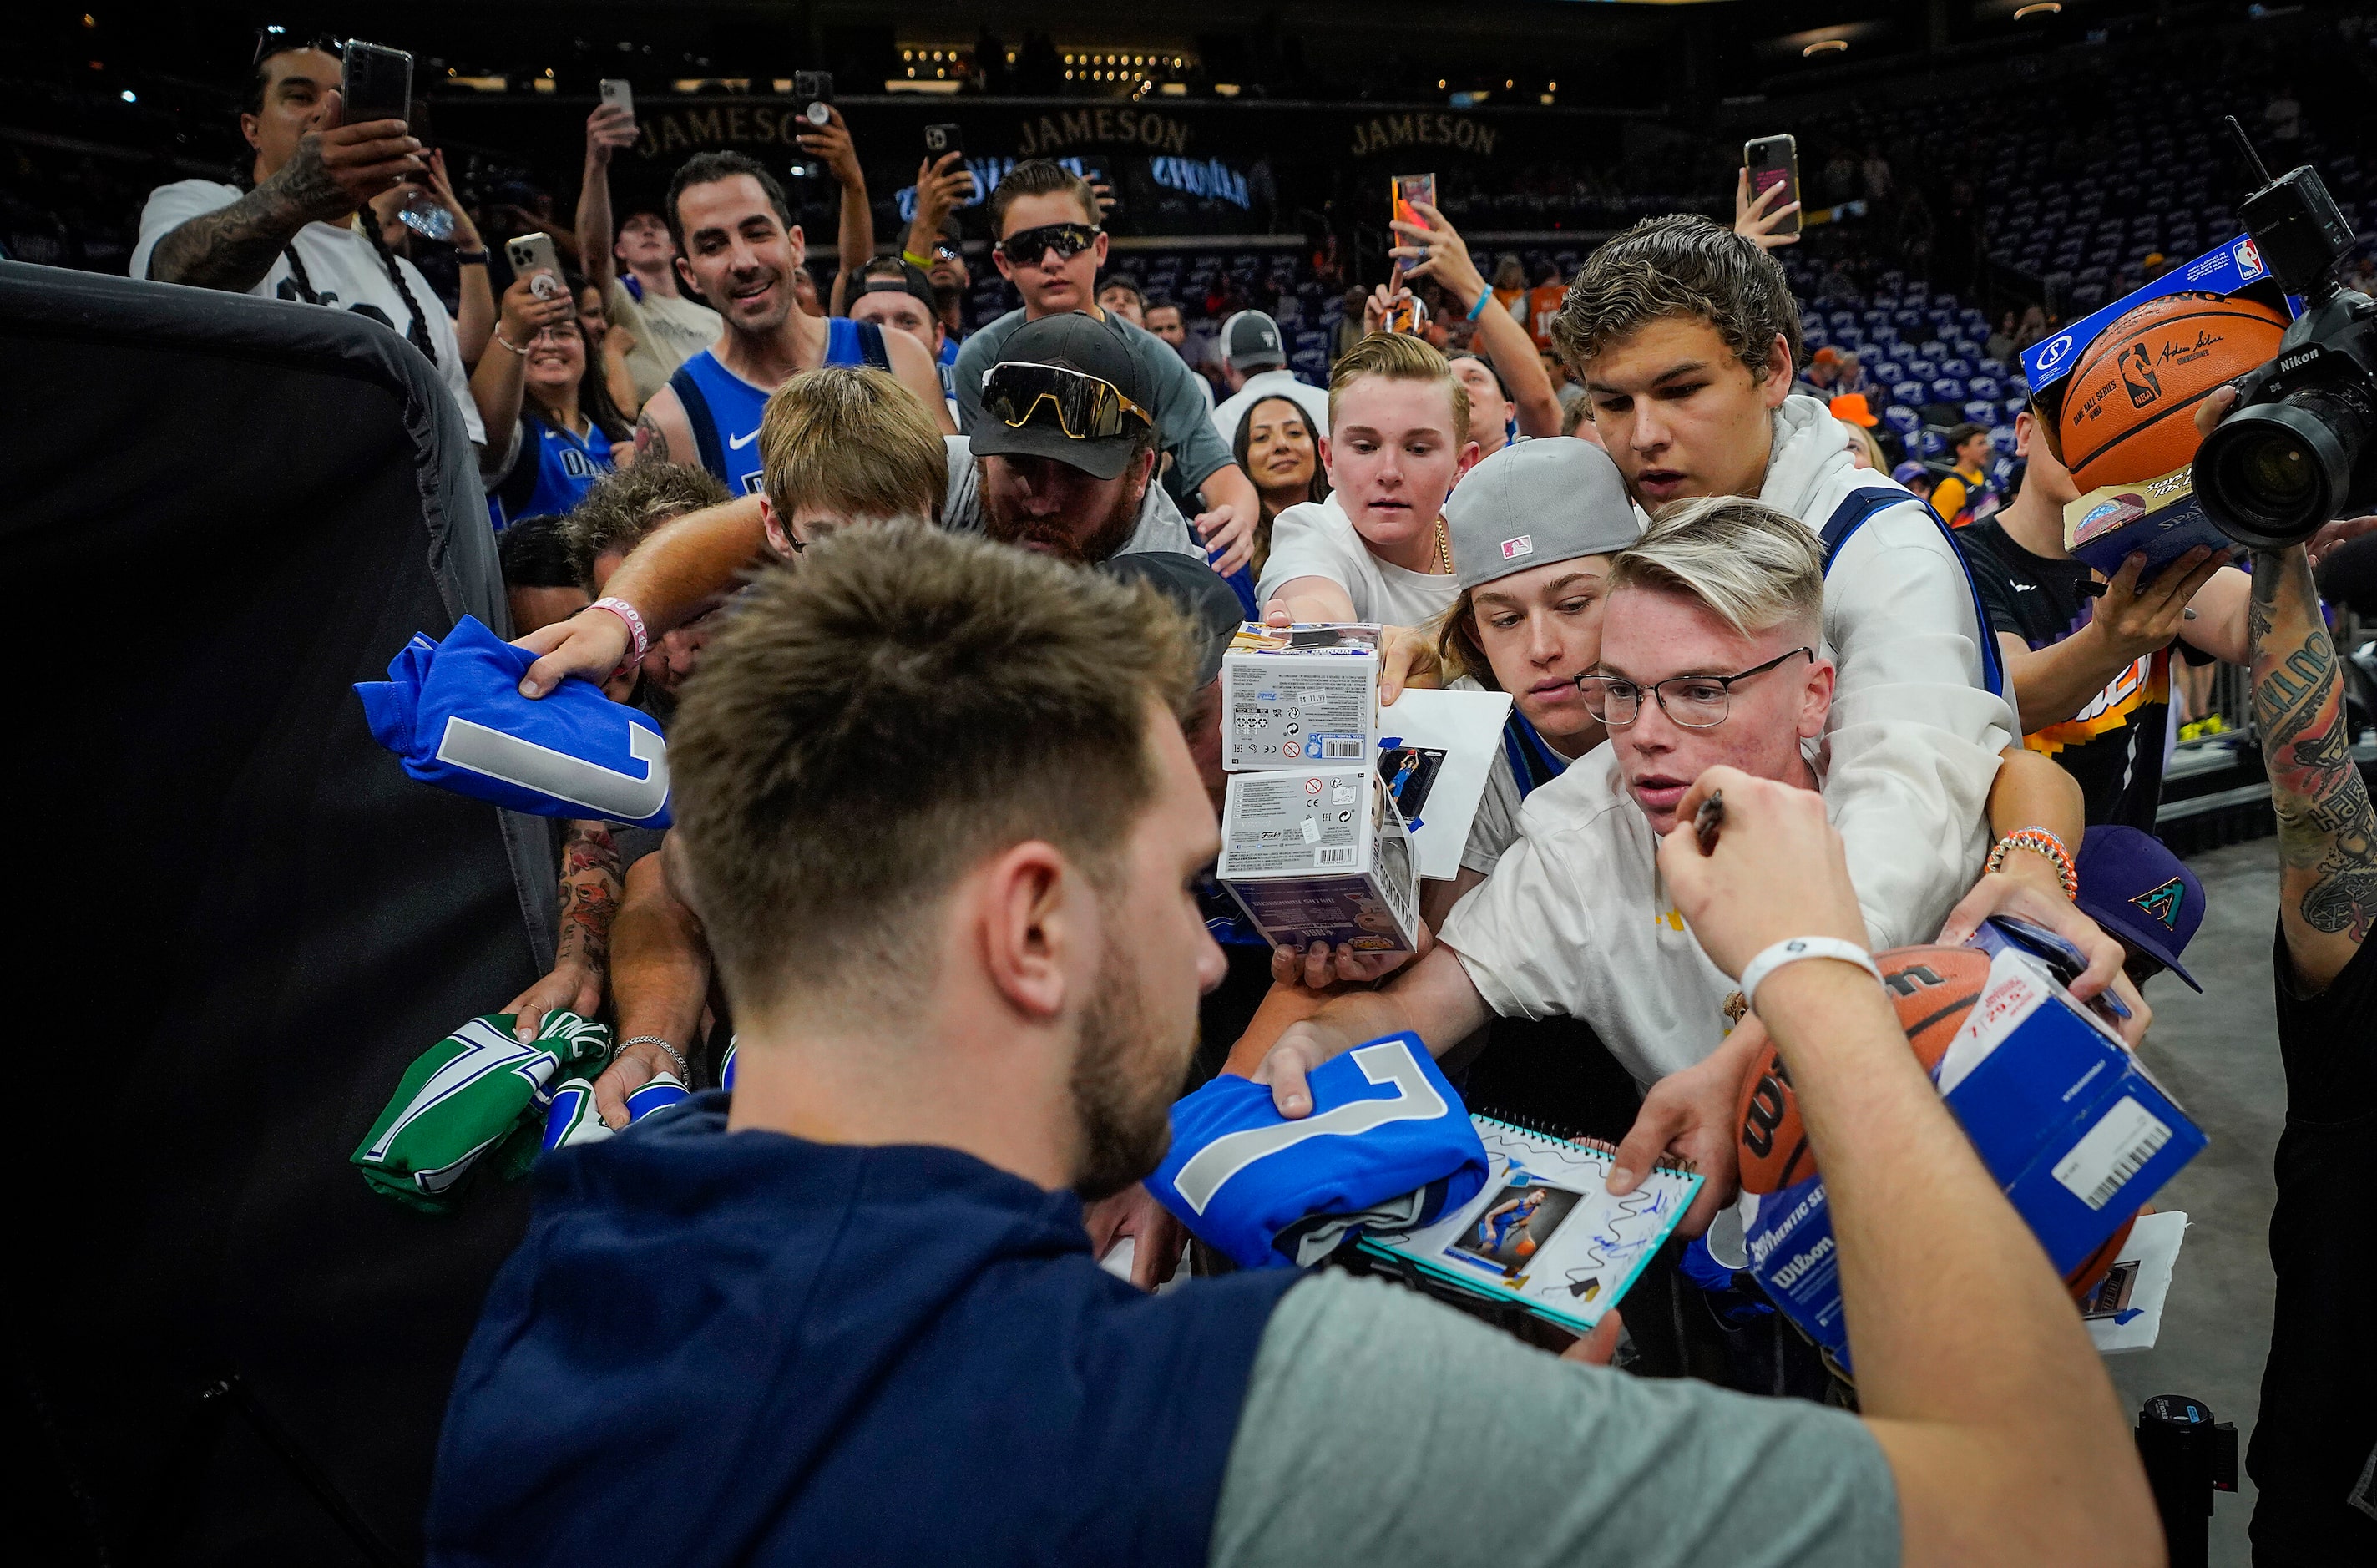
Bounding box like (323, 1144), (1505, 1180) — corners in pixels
(427, 524), (2162, 1568)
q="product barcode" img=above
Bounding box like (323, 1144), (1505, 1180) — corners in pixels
(2081, 1123), (2170, 1210)
(1320, 738), (1363, 759)
(1316, 847), (1355, 866)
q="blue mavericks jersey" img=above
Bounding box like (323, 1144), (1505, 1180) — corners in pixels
(668, 319), (889, 495)
(488, 415), (614, 530)
(357, 615), (672, 828)
(937, 333), (960, 402)
(1148, 1034), (1488, 1269)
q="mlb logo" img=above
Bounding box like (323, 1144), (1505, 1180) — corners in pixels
(1500, 534), (1534, 560)
(2232, 237), (2265, 281)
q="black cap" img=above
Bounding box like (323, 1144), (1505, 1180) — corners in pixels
(857, 256), (937, 312)
(1221, 310), (1286, 370)
(1099, 552), (1243, 688)
(968, 311), (1151, 481)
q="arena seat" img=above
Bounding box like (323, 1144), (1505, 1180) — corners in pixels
(3, 260), (555, 1561)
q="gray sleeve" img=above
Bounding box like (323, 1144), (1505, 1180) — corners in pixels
(1132, 329), (1238, 492)
(939, 436), (982, 534)
(951, 316), (1010, 433)
(1211, 1272), (1899, 1568)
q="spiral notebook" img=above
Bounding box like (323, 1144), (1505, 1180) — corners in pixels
(1354, 1112), (1702, 1334)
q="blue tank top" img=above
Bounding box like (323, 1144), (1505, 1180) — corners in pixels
(485, 415), (614, 530)
(667, 319), (890, 495)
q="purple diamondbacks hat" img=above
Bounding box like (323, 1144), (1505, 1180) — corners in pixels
(2073, 825), (2203, 992)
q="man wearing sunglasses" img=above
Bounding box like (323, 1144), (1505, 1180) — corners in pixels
(953, 159), (1262, 576)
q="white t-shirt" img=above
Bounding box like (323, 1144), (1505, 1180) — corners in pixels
(1439, 745), (1835, 1087)
(1257, 495), (1459, 627)
(131, 180), (484, 444)
(1211, 367), (1333, 448)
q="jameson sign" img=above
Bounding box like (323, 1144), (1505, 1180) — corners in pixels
(1347, 112), (1499, 159)
(634, 104), (817, 158)
(1016, 107), (1194, 157)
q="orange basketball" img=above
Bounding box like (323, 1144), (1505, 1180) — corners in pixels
(1734, 946), (1990, 1196)
(2056, 291), (2288, 488)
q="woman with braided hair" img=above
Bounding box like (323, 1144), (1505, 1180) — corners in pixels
(131, 36), (484, 446)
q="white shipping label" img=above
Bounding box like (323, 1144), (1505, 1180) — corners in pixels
(2051, 1095), (2172, 1211)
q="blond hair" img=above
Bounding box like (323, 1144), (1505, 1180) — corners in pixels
(1328, 331), (1470, 448)
(757, 366), (948, 531)
(1608, 497), (1824, 639)
(670, 523), (1195, 1019)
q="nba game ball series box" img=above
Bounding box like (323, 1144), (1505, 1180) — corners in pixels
(1743, 934), (2207, 1369)
(1218, 766), (1421, 957)
(2062, 468), (2230, 581)
(1222, 623), (1384, 772)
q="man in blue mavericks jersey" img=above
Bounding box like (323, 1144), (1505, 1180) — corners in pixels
(430, 524), (2161, 1568)
(630, 152), (953, 493)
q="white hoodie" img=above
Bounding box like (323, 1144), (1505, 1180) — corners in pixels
(1757, 395), (2015, 949)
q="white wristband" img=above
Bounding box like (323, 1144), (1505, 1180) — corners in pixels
(1739, 936), (1885, 1014)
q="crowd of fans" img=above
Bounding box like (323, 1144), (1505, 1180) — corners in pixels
(77, 23), (2377, 1565)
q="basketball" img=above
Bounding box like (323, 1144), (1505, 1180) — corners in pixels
(1735, 946), (1990, 1196)
(2056, 291), (2289, 488)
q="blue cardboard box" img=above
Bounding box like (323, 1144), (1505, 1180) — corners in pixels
(1742, 940), (2206, 1369)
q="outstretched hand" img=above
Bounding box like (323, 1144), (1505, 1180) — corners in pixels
(1734, 167), (1802, 250)
(1604, 1021), (1758, 1238)
(516, 604), (633, 698)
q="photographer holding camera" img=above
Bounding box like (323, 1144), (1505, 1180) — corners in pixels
(134, 34), (482, 445)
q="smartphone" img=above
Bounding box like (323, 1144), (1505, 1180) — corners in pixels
(406, 97), (436, 146)
(600, 78), (635, 118)
(341, 41), (414, 125)
(794, 70), (834, 129)
(506, 233), (565, 300)
(1389, 171), (1436, 279)
(1744, 134), (1801, 238)
(924, 122), (964, 160)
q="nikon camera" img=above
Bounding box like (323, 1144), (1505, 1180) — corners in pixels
(2192, 144), (2377, 550)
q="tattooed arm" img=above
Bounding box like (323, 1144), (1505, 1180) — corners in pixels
(149, 99), (421, 291)
(2248, 544), (2376, 993)
(503, 820), (624, 1039)
(625, 382), (696, 471)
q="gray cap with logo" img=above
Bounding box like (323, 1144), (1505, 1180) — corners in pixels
(1219, 310), (1286, 371)
(1442, 438), (1641, 591)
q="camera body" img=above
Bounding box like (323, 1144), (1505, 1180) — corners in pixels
(2192, 163), (2377, 548)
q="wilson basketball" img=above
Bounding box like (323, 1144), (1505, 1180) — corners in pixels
(1734, 946), (1990, 1196)
(2056, 291), (2288, 488)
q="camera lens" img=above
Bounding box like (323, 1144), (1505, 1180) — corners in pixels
(2194, 394), (2364, 549)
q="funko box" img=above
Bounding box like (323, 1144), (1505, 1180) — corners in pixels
(1218, 766), (1420, 955)
(1222, 623), (1383, 772)
(1742, 930), (2206, 1369)
(2063, 464), (2231, 581)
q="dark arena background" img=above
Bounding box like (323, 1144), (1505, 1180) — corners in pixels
(5, 3), (2374, 1565)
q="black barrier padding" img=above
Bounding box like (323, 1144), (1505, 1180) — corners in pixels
(0, 261), (558, 1564)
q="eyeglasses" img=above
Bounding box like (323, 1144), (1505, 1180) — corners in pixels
(1578, 647), (1813, 729)
(979, 361), (1152, 442)
(998, 222), (1100, 267)
(529, 324), (584, 345)
(252, 28), (343, 68)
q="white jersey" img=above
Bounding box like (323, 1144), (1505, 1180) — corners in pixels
(132, 180), (483, 444)
(1257, 494), (1460, 628)
(1211, 368), (1333, 448)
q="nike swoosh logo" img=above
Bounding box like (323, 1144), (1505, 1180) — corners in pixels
(727, 428), (761, 449)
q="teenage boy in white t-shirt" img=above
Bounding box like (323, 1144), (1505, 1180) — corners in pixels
(133, 38), (483, 445)
(1255, 331), (1478, 629)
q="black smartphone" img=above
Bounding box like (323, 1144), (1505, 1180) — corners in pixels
(1744, 134), (1801, 238)
(340, 40), (414, 125)
(794, 70), (834, 129)
(924, 123), (964, 160)
(406, 97), (436, 147)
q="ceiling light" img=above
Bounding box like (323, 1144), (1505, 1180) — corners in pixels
(2014, 2), (2061, 15)
(120, 89), (136, 102)
(1803, 39), (1848, 56)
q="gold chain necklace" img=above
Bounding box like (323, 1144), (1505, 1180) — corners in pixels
(1434, 516), (1454, 574)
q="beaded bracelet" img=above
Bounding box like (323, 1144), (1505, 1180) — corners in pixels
(589, 596), (651, 664)
(1987, 827), (2078, 900)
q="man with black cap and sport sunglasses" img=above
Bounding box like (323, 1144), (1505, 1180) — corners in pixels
(953, 159), (1263, 576)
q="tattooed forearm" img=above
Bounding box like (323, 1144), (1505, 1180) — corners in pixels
(555, 821), (625, 971)
(2249, 549), (2376, 948)
(148, 140), (350, 291)
(632, 408), (671, 465)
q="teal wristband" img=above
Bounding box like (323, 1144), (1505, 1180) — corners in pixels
(1467, 290), (1492, 322)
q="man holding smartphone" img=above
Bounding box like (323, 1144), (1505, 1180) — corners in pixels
(134, 34), (483, 446)
(577, 94), (723, 407)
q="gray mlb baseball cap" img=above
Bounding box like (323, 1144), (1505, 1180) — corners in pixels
(1443, 438), (1641, 591)
(1220, 310), (1286, 371)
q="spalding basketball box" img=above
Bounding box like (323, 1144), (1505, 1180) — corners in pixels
(2021, 240), (2298, 578)
(1743, 922), (2205, 1369)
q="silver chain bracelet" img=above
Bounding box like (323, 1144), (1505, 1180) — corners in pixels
(616, 1034), (691, 1085)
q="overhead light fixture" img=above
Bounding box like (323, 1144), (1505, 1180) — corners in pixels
(2014, 2), (2061, 15)
(1803, 39), (1848, 56)
(120, 89), (136, 102)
